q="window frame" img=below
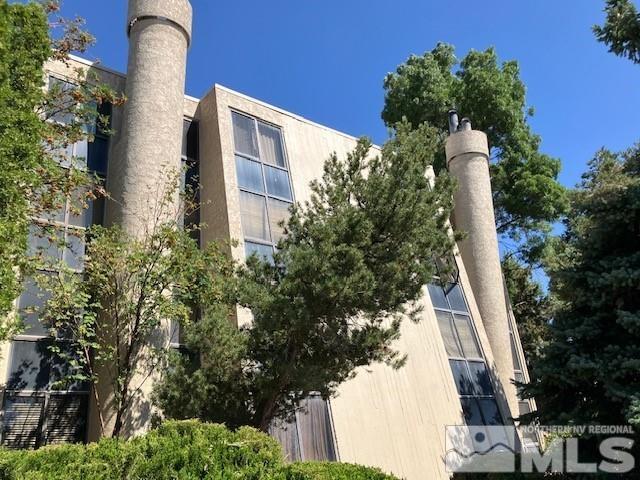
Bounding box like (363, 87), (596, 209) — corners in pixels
(230, 110), (295, 255)
(2, 75), (110, 448)
(429, 258), (504, 427)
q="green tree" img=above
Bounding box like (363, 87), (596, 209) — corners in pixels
(501, 256), (551, 370)
(524, 145), (640, 429)
(594, 0), (640, 64)
(0, 0), (51, 324)
(382, 43), (568, 257)
(382, 44), (566, 367)
(0, 0), (122, 335)
(154, 123), (457, 431)
(38, 172), (234, 439)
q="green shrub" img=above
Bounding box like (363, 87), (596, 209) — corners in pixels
(0, 421), (286, 480)
(285, 461), (398, 480)
(0, 421), (400, 480)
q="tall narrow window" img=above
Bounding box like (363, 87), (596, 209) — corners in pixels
(231, 113), (337, 461)
(231, 111), (293, 262)
(0, 76), (110, 448)
(181, 119), (200, 238)
(508, 313), (539, 447)
(428, 260), (504, 427)
(168, 119), (200, 349)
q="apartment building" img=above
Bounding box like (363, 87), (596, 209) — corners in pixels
(0, 1), (534, 478)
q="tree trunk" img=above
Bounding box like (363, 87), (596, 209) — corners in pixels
(257, 394), (279, 432)
(111, 372), (131, 438)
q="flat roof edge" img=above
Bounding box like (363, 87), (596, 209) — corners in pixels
(64, 57), (378, 148)
(67, 54), (201, 102)
(214, 84), (380, 149)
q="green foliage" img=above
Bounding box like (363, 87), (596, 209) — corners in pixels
(0, 421), (399, 480)
(152, 306), (253, 428)
(382, 43), (568, 258)
(594, 0), (640, 64)
(382, 43), (567, 371)
(155, 122), (457, 430)
(525, 144), (640, 430)
(284, 462), (397, 480)
(502, 256), (551, 369)
(0, 0), (124, 339)
(0, 0), (50, 322)
(37, 175), (235, 438)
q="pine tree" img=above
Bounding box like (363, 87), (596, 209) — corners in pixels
(154, 123), (457, 431)
(594, 0), (640, 64)
(525, 145), (640, 429)
(382, 43), (568, 255)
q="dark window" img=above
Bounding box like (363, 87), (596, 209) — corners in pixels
(231, 111), (293, 259)
(468, 361), (493, 396)
(87, 137), (109, 175)
(450, 359), (475, 395)
(2, 340), (89, 449)
(428, 258), (504, 428)
(427, 283), (449, 310)
(6, 341), (88, 392)
(460, 398), (483, 426)
(6, 78), (109, 449)
(478, 398), (503, 426)
(181, 119), (200, 236)
(182, 119), (199, 160)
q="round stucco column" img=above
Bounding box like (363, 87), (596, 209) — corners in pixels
(106, 0), (192, 235)
(445, 130), (519, 420)
(89, 0), (192, 441)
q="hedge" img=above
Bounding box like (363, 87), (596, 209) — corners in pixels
(0, 420), (400, 480)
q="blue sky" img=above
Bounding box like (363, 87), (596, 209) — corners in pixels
(58, 0), (640, 189)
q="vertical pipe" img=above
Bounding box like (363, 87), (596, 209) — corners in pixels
(445, 129), (519, 420)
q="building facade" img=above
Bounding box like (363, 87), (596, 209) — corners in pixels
(0, 0), (535, 478)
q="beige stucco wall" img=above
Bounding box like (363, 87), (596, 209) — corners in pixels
(9, 56), (532, 477)
(446, 130), (520, 420)
(330, 242), (514, 480)
(198, 86), (519, 480)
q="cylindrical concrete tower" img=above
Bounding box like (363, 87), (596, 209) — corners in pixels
(445, 128), (519, 420)
(106, 0), (193, 234)
(89, 0), (192, 441)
